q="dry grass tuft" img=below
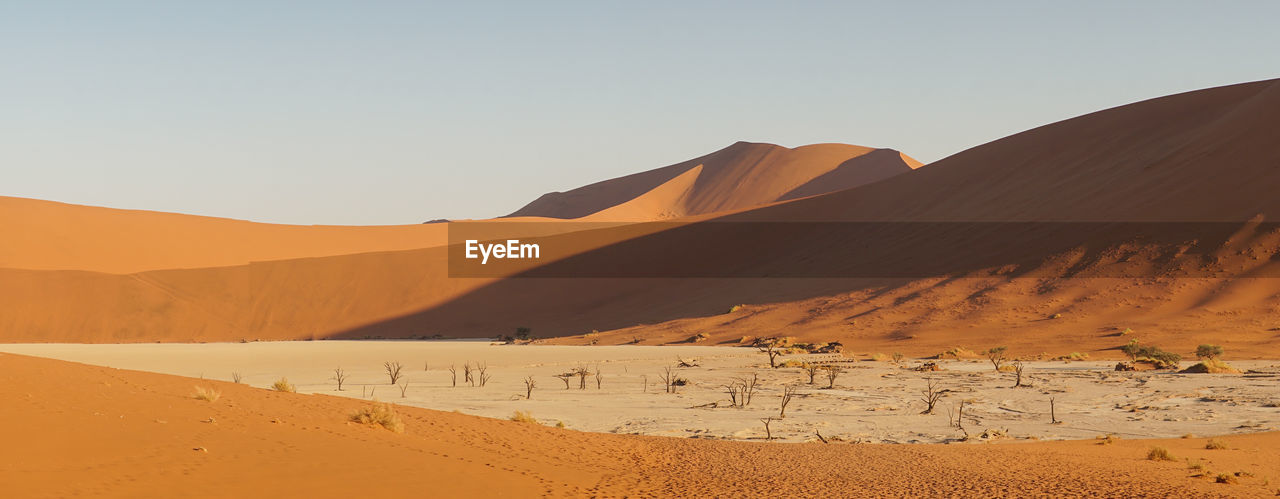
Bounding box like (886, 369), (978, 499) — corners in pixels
(510, 411), (538, 424)
(1097, 434), (1119, 445)
(271, 377), (296, 393)
(192, 386), (221, 402)
(1147, 446), (1176, 461)
(1215, 473), (1237, 484)
(349, 402), (404, 433)
(1205, 438), (1229, 450)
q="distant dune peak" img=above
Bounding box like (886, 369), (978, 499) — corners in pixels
(505, 141), (919, 221)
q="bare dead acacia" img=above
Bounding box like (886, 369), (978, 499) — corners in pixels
(399, 383), (409, 398)
(659, 366), (677, 394)
(1050, 397), (1059, 424)
(724, 374), (759, 407)
(779, 386), (797, 418)
(557, 373), (572, 389)
(760, 417), (779, 440)
(231, 372), (243, 384)
(1013, 361), (1026, 388)
(384, 361), (404, 385)
(920, 378), (944, 414)
(476, 363), (491, 387)
(803, 363), (819, 385)
(332, 368), (348, 391)
(448, 365), (457, 387)
(572, 365), (591, 390)
(524, 375), (536, 399)
(824, 366), (843, 389)
(594, 366), (603, 389)
(464, 363), (474, 386)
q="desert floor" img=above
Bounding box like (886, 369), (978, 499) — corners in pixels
(2, 350), (1278, 497)
(2, 341), (1275, 445)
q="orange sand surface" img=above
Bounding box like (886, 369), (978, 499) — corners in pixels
(3, 352), (1277, 498)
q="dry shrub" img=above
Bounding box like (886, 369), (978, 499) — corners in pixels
(935, 347), (977, 360)
(192, 386), (221, 402)
(1205, 438), (1229, 450)
(1215, 473), (1237, 484)
(870, 353), (890, 362)
(510, 411), (538, 424)
(1053, 352), (1089, 362)
(272, 377), (296, 393)
(1097, 434), (1119, 445)
(1147, 446), (1175, 461)
(1181, 358), (1240, 374)
(350, 402), (404, 433)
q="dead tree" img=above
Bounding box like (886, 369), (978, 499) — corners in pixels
(803, 364), (819, 385)
(956, 400), (965, 430)
(659, 366), (675, 394)
(399, 383), (409, 398)
(595, 367), (603, 389)
(920, 378), (944, 414)
(1050, 397), (1058, 424)
(384, 361), (404, 385)
(760, 417), (778, 440)
(725, 383), (740, 406)
(725, 374), (758, 407)
(332, 368), (348, 391)
(463, 363), (474, 386)
(573, 365), (591, 390)
(448, 365), (457, 387)
(780, 386), (797, 418)
(824, 366), (843, 389)
(1013, 361), (1026, 387)
(986, 346), (1008, 372)
(642, 374), (648, 393)
(524, 376), (536, 399)
(757, 338), (783, 368)
(476, 363), (491, 387)
(557, 373), (572, 389)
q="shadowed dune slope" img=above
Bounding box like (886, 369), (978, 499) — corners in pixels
(2, 352), (1274, 498)
(506, 142), (920, 220)
(335, 79), (1280, 352)
(0, 196), (449, 274)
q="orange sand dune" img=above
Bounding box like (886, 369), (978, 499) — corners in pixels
(3, 352), (1274, 498)
(0, 196), (451, 274)
(508, 142), (920, 220)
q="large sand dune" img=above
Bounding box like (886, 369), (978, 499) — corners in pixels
(507, 141), (920, 220)
(4, 352), (1275, 497)
(0, 196), (449, 274)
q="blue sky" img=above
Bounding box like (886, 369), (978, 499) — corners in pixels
(2, 2), (1277, 225)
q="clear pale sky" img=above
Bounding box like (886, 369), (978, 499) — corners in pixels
(3, 2), (1277, 225)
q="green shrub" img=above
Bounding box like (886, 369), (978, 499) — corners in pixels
(1196, 344), (1223, 360)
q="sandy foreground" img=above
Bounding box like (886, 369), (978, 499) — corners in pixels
(2, 341), (1276, 446)
(2, 350), (1278, 498)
